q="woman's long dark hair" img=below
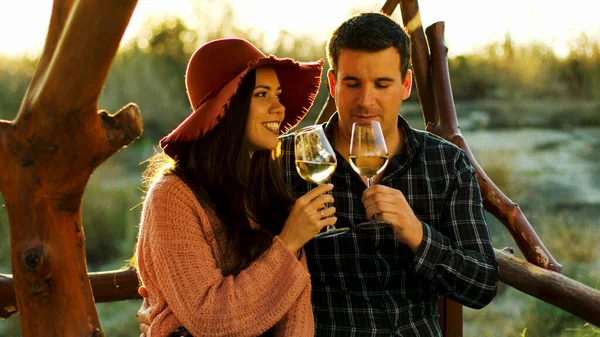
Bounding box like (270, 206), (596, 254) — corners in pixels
(144, 69), (294, 276)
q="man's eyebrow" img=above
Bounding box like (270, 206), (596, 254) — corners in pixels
(341, 76), (395, 82)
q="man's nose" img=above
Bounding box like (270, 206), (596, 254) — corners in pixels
(357, 86), (376, 107)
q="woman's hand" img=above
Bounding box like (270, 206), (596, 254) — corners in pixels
(137, 286), (151, 337)
(279, 184), (337, 254)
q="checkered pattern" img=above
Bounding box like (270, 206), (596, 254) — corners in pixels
(280, 114), (498, 336)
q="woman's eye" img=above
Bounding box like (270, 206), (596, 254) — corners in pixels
(254, 92), (267, 98)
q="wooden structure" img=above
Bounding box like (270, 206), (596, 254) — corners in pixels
(0, 0), (141, 335)
(0, 0), (599, 336)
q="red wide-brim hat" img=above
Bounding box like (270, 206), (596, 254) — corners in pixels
(159, 38), (323, 158)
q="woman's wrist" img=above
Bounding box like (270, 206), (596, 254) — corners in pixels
(278, 235), (299, 255)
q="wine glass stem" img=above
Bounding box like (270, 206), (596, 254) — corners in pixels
(320, 182), (333, 231)
(367, 177), (378, 224)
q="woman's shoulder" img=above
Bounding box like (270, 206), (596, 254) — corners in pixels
(143, 174), (218, 229)
(144, 174), (204, 212)
(148, 174), (192, 198)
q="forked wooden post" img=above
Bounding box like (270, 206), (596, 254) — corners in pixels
(0, 0), (141, 335)
(317, 1), (562, 336)
(423, 22), (560, 272)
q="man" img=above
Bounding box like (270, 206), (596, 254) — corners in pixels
(139, 12), (498, 337)
(278, 12), (498, 336)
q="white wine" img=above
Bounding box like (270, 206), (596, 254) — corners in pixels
(349, 155), (389, 178)
(295, 160), (336, 184)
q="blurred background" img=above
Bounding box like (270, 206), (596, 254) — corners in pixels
(0, 0), (599, 336)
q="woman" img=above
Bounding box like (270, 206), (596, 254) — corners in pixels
(135, 38), (334, 337)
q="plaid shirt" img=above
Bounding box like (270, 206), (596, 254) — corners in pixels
(280, 114), (498, 337)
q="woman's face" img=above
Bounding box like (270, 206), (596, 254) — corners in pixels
(246, 67), (285, 156)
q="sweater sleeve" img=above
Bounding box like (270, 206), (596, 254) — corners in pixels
(272, 250), (315, 336)
(140, 177), (311, 336)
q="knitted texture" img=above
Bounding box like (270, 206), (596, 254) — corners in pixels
(136, 174), (314, 336)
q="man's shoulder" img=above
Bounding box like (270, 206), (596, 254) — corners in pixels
(277, 133), (295, 170)
(279, 132), (294, 144)
(410, 128), (476, 183)
(412, 128), (463, 155)
(278, 133), (294, 156)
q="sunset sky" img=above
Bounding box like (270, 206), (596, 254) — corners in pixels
(0, 0), (598, 58)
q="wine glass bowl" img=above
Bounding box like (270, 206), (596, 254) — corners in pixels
(294, 125), (349, 238)
(349, 121), (390, 229)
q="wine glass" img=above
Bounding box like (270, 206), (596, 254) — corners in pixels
(294, 125), (349, 238)
(349, 120), (390, 229)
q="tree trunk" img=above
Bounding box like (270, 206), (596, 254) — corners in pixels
(0, 0), (141, 335)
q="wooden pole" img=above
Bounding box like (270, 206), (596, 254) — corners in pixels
(0, 268), (141, 318)
(495, 248), (600, 326)
(425, 22), (561, 272)
(399, 0), (438, 126)
(0, 0), (141, 335)
(3, 255), (599, 327)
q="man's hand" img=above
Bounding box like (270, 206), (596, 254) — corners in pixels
(362, 184), (423, 252)
(137, 286), (151, 337)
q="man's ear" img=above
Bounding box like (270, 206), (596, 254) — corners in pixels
(327, 69), (336, 98)
(402, 69), (413, 100)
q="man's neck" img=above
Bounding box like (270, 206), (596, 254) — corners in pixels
(333, 125), (352, 161)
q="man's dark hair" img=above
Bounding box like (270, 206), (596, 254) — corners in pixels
(327, 12), (411, 78)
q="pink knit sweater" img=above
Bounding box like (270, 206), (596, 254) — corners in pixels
(136, 175), (314, 336)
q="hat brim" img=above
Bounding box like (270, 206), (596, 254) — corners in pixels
(160, 56), (323, 158)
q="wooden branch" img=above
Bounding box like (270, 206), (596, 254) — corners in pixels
(314, 0), (400, 125)
(316, 95), (337, 124)
(399, 0), (438, 126)
(0, 274), (17, 319)
(2, 255), (599, 327)
(23, 0), (138, 119)
(89, 268), (141, 303)
(23, 0), (76, 105)
(438, 297), (462, 337)
(0, 119), (11, 156)
(0, 268), (141, 318)
(425, 21), (561, 272)
(99, 103), (144, 153)
(496, 248), (600, 326)
(4, 253), (598, 327)
(380, 0), (399, 15)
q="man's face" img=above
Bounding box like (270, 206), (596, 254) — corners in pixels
(327, 47), (412, 141)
